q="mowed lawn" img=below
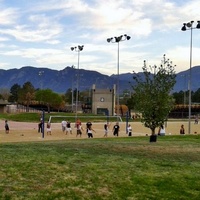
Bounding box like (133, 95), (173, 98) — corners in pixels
(0, 135), (200, 200)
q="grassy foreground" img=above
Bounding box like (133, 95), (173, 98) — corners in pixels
(0, 135), (200, 200)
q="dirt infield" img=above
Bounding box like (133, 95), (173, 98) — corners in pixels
(0, 120), (199, 143)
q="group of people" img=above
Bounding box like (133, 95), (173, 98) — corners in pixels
(37, 117), (134, 138)
(38, 119), (52, 135)
(157, 124), (186, 135)
(74, 119), (133, 138)
(61, 120), (72, 135)
(47, 120), (188, 137)
(75, 119), (96, 138)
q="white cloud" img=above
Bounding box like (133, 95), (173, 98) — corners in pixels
(0, 36), (9, 42)
(0, 0), (199, 76)
(0, 7), (19, 25)
(0, 62), (10, 68)
(0, 12), (63, 42)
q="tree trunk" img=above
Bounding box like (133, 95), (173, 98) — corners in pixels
(150, 128), (157, 142)
(47, 104), (50, 113)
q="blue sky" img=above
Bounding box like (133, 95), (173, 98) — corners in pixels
(0, 0), (200, 75)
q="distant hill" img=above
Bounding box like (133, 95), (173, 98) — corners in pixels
(0, 65), (200, 93)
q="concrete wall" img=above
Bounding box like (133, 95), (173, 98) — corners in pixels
(0, 106), (6, 113)
(91, 84), (115, 115)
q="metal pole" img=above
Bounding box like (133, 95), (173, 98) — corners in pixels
(75, 51), (80, 120)
(184, 75), (186, 105)
(71, 84), (74, 112)
(188, 27), (193, 134)
(42, 110), (45, 138)
(126, 111), (129, 133)
(71, 73), (74, 112)
(117, 42), (120, 122)
(107, 35), (130, 120)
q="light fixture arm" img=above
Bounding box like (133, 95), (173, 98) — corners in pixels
(107, 34), (131, 43)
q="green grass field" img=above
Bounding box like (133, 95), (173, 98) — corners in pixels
(1, 135), (200, 200)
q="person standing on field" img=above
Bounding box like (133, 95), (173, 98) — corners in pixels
(87, 126), (96, 138)
(127, 124), (132, 136)
(104, 122), (109, 137)
(113, 122), (120, 137)
(158, 124), (165, 136)
(46, 122), (52, 135)
(61, 120), (67, 133)
(76, 123), (84, 137)
(180, 124), (185, 135)
(38, 119), (43, 133)
(86, 121), (92, 134)
(66, 120), (72, 135)
(5, 120), (9, 134)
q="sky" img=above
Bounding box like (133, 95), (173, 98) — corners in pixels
(0, 0), (200, 76)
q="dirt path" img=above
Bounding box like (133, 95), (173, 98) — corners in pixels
(0, 120), (199, 143)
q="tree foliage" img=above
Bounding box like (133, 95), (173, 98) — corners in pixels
(8, 83), (21, 102)
(18, 82), (35, 112)
(64, 88), (74, 104)
(0, 88), (10, 100)
(35, 89), (63, 112)
(132, 55), (176, 134)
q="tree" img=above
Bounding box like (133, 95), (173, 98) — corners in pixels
(172, 91), (185, 104)
(0, 88), (10, 100)
(132, 55), (176, 135)
(192, 88), (200, 103)
(18, 82), (35, 112)
(35, 89), (64, 112)
(50, 93), (64, 111)
(8, 84), (21, 102)
(64, 88), (73, 104)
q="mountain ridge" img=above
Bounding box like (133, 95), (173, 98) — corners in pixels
(0, 65), (200, 93)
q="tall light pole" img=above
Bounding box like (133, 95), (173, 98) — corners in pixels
(181, 21), (200, 134)
(71, 65), (75, 112)
(181, 74), (187, 105)
(107, 34), (131, 121)
(71, 45), (84, 120)
(38, 70), (44, 107)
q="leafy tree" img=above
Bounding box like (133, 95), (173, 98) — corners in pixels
(173, 91), (184, 104)
(0, 88), (10, 100)
(64, 88), (74, 104)
(35, 89), (53, 112)
(132, 56), (176, 135)
(18, 82), (35, 112)
(50, 93), (64, 111)
(126, 95), (135, 116)
(35, 89), (63, 112)
(8, 84), (21, 102)
(192, 88), (200, 103)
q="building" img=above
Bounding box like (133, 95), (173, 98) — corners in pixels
(0, 100), (8, 113)
(91, 84), (115, 115)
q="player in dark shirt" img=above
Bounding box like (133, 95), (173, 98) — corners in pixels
(113, 122), (120, 136)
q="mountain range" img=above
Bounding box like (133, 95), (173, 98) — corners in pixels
(0, 65), (200, 93)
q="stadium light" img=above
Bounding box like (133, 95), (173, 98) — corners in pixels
(71, 45), (84, 120)
(107, 34), (131, 121)
(181, 21), (200, 134)
(38, 71), (44, 107)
